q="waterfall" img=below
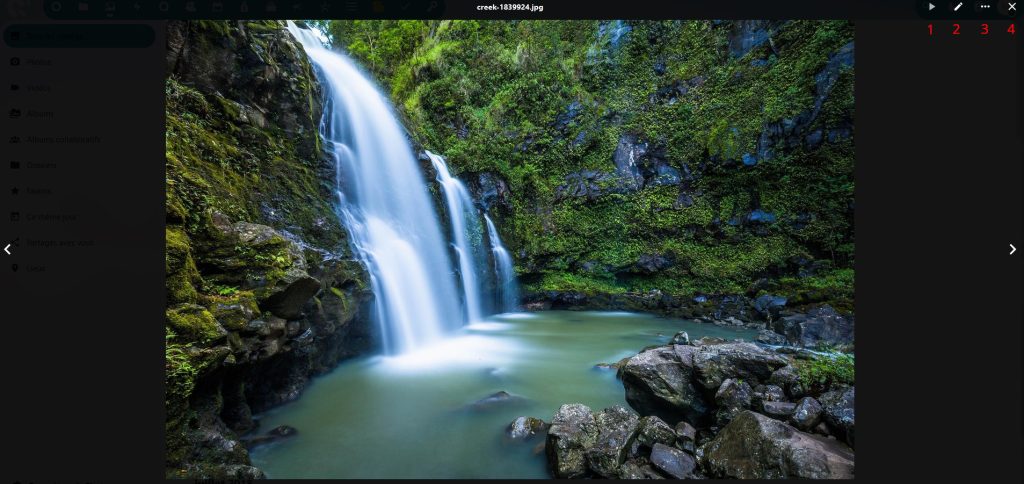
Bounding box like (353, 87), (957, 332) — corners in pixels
(287, 23), (463, 354)
(426, 151), (487, 323)
(484, 214), (520, 313)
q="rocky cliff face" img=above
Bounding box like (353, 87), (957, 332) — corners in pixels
(332, 20), (855, 326)
(164, 20), (373, 479)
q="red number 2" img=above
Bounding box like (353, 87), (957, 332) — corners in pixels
(953, 23), (961, 35)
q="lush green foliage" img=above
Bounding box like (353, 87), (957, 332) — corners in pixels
(328, 20), (855, 307)
(796, 353), (855, 392)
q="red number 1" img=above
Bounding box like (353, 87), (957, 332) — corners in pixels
(928, 23), (933, 36)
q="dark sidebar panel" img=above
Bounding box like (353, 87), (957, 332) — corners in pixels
(856, 18), (1022, 482)
(0, 6), (167, 482)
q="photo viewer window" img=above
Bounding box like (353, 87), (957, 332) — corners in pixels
(0, 1), (1020, 482)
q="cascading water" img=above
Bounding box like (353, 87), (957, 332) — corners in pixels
(287, 23), (463, 354)
(426, 151), (487, 322)
(484, 214), (520, 312)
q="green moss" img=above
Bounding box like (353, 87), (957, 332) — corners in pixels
(165, 74), (344, 250)
(166, 304), (224, 343)
(166, 227), (201, 305)
(326, 20), (854, 307)
(205, 291), (260, 332)
(794, 353), (855, 393)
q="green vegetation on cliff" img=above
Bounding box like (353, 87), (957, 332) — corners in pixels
(324, 20), (855, 309)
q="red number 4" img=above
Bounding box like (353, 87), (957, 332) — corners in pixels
(1010, 24), (1017, 35)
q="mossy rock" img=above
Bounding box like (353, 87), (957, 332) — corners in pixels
(167, 304), (226, 343)
(166, 226), (202, 305)
(205, 291), (260, 332)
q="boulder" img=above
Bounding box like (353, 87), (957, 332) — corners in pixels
(790, 397), (823, 431)
(819, 386), (855, 448)
(636, 415), (676, 448)
(620, 345), (711, 425)
(714, 378), (753, 425)
(692, 342), (788, 389)
(506, 416), (548, 441)
(584, 406), (641, 478)
(674, 421), (697, 453)
(773, 305), (854, 348)
(546, 404), (599, 478)
(701, 411), (854, 479)
(618, 460), (665, 479)
(753, 294), (787, 320)
(761, 401), (797, 420)
(650, 443), (697, 479)
(755, 329), (787, 345)
(768, 365), (806, 399)
(669, 331), (690, 345)
(751, 384), (787, 409)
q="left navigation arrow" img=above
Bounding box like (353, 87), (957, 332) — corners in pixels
(3, 243), (10, 255)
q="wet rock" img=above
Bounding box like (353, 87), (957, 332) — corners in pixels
(506, 416), (548, 440)
(773, 305), (854, 348)
(768, 365), (806, 399)
(714, 378), (753, 425)
(674, 421), (697, 453)
(692, 336), (728, 346)
(636, 253), (673, 273)
(620, 345), (710, 425)
(753, 294), (787, 320)
(761, 401), (798, 420)
(636, 415), (676, 448)
(466, 390), (528, 412)
(650, 443), (697, 478)
(751, 384), (788, 411)
(669, 331), (690, 345)
(554, 100), (583, 131)
(755, 329), (787, 345)
(546, 404), (599, 478)
(242, 425), (298, 449)
(819, 386), (855, 448)
(692, 342), (789, 389)
(728, 20), (776, 58)
(618, 459), (664, 479)
(585, 406), (641, 478)
(790, 397), (823, 431)
(701, 411), (854, 479)
(613, 133), (647, 190)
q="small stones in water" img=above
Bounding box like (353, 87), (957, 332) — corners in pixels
(242, 425), (298, 449)
(505, 416), (548, 441)
(465, 390), (528, 412)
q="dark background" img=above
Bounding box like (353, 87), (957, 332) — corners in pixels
(0, 1), (1020, 482)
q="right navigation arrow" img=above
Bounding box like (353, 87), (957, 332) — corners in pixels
(1012, 243), (1017, 255)
(928, 2), (935, 10)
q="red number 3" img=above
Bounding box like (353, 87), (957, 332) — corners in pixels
(980, 23), (989, 35)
